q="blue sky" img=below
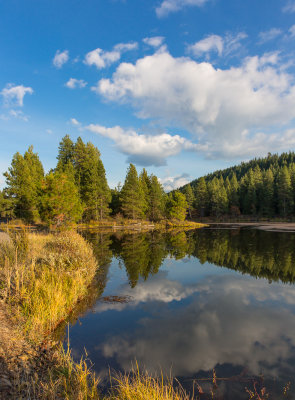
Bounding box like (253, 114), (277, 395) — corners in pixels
(1, 0), (295, 190)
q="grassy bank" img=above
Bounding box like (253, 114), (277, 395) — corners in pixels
(0, 230), (98, 342)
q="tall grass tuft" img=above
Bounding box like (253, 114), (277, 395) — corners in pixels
(0, 230), (98, 341)
(109, 365), (191, 400)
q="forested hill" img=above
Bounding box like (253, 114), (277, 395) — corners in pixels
(189, 152), (295, 186)
(180, 152), (295, 218)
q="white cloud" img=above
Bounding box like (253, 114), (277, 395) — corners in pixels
(53, 50), (69, 68)
(188, 32), (247, 59)
(289, 24), (295, 37)
(9, 109), (29, 121)
(86, 124), (200, 166)
(159, 173), (191, 191)
(188, 35), (223, 57)
(65, 78), (87, 89)
(143, 36), (165, 48)
(283, 1), (295, 13)
(46, 129), (53, 134)
(1, 84), (33, 107)
(84, 42), (138, 69)
(70, 118), (81, 126)
(156, 0), (208, 18)
(258, 28), (282, 44)
(95, 51), (295, 159)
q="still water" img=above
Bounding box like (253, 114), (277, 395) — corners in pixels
(67, 228), (295, 398)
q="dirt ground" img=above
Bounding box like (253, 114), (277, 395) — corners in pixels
(0, 301), (55, 399)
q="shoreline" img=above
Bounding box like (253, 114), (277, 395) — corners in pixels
(206, 222), (295, 232)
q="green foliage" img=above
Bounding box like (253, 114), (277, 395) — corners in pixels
(41, 166), (83, 226)
(166, 191), (188, 221)
(73, 138), (111, 221)
(56, 134), (75, 171)
(120, 164), (146, 219)
(184, 184), (194, 219)
(277, 165), (293, 216)
(4, 146), (44, 223)
(180, 152), (295, 218)
(148, 175), (166, 221)
(194, 177), (208, 216)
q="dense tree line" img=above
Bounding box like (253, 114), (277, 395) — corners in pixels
(0, 136), (188, 225)
(181, 152), (295, 218)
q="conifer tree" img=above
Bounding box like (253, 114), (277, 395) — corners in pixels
(56, 135), (75, 171)
(139, 169), (150, 216)
(110, 183), (122, 216)
(73, 138), (111, 220)
(208, 177), (228, 217)
(121, 164), (145, 219)
(148, 175), (165, 221)
(41, 164), (83, 226)
(184, 184), (195, 219)
(277, 166), (293, 216)
(261, 169), (274, 216)
(195, 177), (208, 217)
(166, 191), (188, 221)
(242, 169), (257, 215)
(4, 146), (44, 222)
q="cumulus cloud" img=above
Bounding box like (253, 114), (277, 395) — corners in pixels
(187, 32), (247, 58)
(53, 50), (69, 68)
(98, 274), (295, 379)
(84, 42), (138, 69)
(95, 51), (295, 159)
(86, 124), (200, 166)
(283, 1), (295, 13)
(1, 84), (33, 107)
(258, 28), (282, 44)
(65, 78), (87, 89)
(159, 173), (191, 191)
(143, 36), (165, 48)
(156, 0), (208, 18)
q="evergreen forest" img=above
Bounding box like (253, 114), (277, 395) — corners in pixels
(0, 136), (188, 225)
(180, 152), (295, 218)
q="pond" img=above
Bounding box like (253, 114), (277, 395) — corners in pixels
(67, 228), (295, 399)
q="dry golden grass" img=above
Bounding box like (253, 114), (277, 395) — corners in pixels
(109, 366), (191, 400)
(0, 230), (98, 342)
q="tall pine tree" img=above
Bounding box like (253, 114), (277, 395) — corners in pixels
(121, 164), (145, 219)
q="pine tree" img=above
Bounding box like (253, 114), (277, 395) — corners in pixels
(73, 138), (111, 220)
(139, 169), (150, 217)
(166, 191), (188, 221)
(4, 146), (44, 222)
(208, 177), (228, 217)
(56, 135), (75, 171)
(277, 166), (293, 216)
(41, 164), (83, 226)
(148, 175), (165, 221)
(120, 164), (145, 219)
(261, 169), (274, 217)
(242, 169), (257, 215)
(195, 177), (208, 217)
(184, 184), (195, 219)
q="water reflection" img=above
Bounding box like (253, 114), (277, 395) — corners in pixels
(70, 228), (295, 398)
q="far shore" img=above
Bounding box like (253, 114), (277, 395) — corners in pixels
(206, 222), (295, 232)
